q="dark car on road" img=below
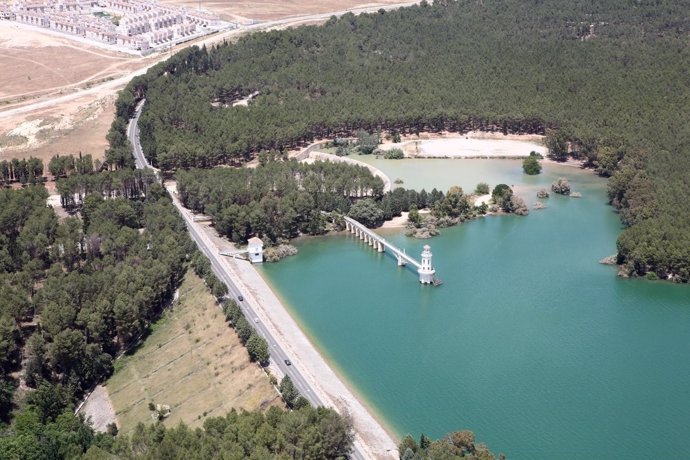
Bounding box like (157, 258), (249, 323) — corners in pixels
(284, 359), (292, 366)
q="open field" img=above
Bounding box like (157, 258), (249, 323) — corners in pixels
(159, 0), (406, 21)
(0, 21), (143, 105)
(0, 93), (115, 165)
(104, 272), (281, 436)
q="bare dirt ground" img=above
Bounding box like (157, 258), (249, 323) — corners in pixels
(105, 272), (281, 436)
(0, 21), (143, 105)
(79, 385), (117, 433)
(0, 92), (116, 165)
(159, 0), (405, 22)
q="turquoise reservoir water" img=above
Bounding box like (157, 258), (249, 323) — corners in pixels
(260, 158), (690, 458)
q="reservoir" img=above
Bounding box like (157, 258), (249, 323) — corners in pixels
(260, 148), (690, 458)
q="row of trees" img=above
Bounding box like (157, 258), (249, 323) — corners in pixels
(0, 157), (44, 185)
(55, 168), (159, 210)
(176, 158), (384, 243)
(109, 0), (690, 280)
(222, 299), (269, 365)
(47, 153), (96, 178)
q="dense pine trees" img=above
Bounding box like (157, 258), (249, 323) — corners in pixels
(0, 182), (191, 426)
(110, 0), (689, 281)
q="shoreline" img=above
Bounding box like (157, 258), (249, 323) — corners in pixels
(228, 254), (399, 458)
(256, 265), (404, 442)
(171, 199), (400, 458)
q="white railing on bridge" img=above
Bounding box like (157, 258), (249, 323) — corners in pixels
(342, 216), (439, 285)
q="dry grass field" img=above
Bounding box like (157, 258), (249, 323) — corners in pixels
(157, 0), (405, 22)
(0, 22), (143, 104)
(0, 93), (116, 165)
(105, 272), (281, 436)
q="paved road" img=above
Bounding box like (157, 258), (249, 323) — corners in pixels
(128, 102), (371, 459)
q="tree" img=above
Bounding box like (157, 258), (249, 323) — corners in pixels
(522, 155), (542, 175)
(279, 375), (299, 408)
(383, 148), (404, 159)
(545, 129), (569, 162)
(246, 334), (269, 365)
(348, 199), (384, 228)
(419, 433), (431, 450)
(408, 204), (421, 226)
(25, 382), (72, 424)
(491, 184), (513, 211)
(356, 130), (379, 155)
(474, 182), (490, 195)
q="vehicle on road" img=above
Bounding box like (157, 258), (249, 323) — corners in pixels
(254, 317), (259, 323)
(284, 359), (292, 366)
(238, 295), (244, 301)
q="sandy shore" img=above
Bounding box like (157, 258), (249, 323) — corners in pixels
(377, 132), (546, 159)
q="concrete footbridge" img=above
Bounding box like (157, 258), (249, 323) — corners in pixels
(343, 216), (441, 285)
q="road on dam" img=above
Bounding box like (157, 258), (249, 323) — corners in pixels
(128, 101), (396, 459)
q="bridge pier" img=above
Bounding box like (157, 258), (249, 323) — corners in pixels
(342, 216), (438, 286)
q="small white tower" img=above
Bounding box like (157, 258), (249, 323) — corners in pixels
(418, 245), (435, 284)
(247, 237), (264, 263)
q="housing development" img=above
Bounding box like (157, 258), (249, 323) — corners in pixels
(0, 0), (230, 53)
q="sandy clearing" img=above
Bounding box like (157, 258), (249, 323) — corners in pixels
(79, 385), (117, 433)
(0, 22), (140, 103)
(474, 194), (492, 206)
(381, 212), (409, 228)
(0, 93), (116, 164)
(159, 0), (408, 21)
(379, 133), (547, 159)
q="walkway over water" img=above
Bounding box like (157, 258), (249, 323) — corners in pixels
(343, 216), (440, 285)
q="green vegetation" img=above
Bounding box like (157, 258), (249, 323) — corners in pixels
(222, 299), (270, 365)
(356, 129), (380, 155)
(383, 148), (405, 159)
(522, 155), (542, 175)
(474, 183), (490, 195)
(48, 153), (96, 178)
(0, 174), (355, 458)
(176, 159), (383, 243)
(177, 158), (496, 241)
(492, 184), (528, 216)
(0, 157), (44, 185)
(108, 0), (689, 281)
(398, 430), (502, 460)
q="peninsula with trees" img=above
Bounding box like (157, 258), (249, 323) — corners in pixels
(105, 0), (689, 281)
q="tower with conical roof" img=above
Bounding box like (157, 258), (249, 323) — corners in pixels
(418, 245), (435, 284)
